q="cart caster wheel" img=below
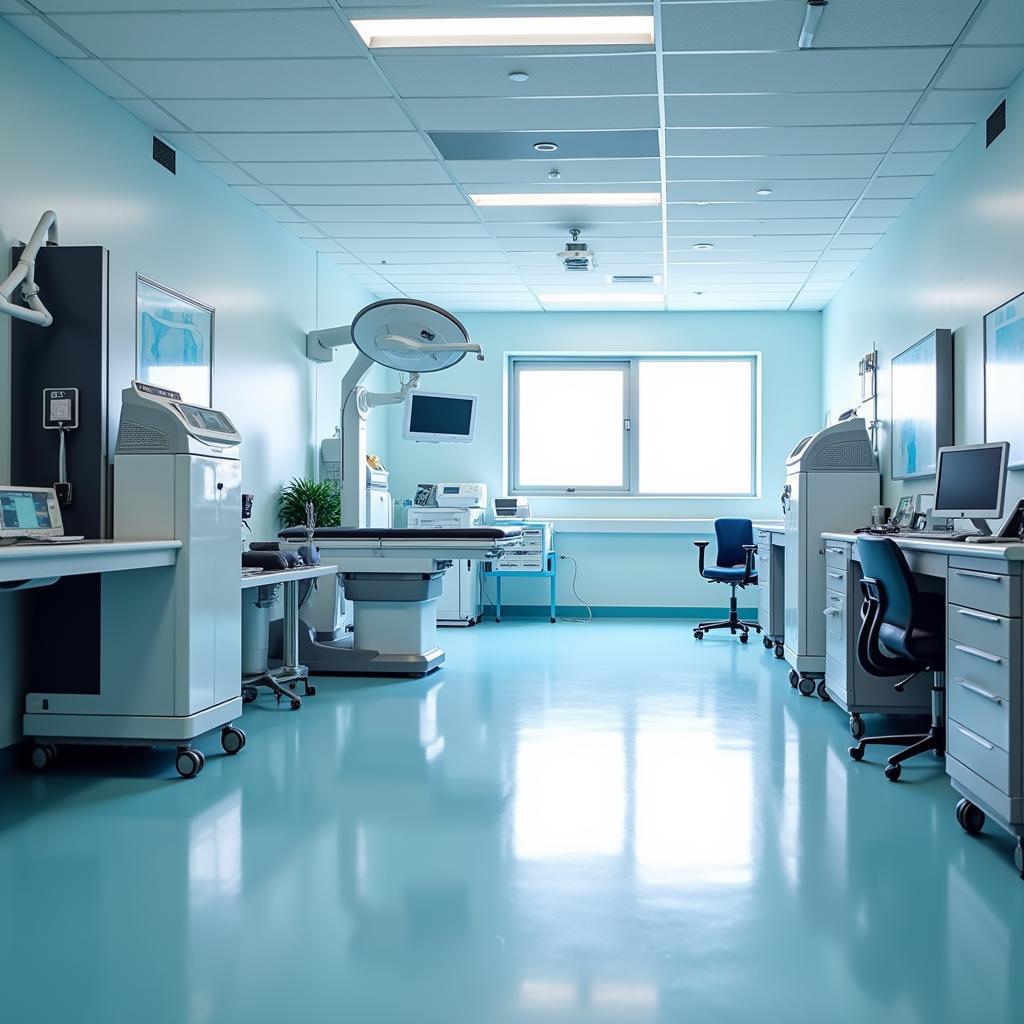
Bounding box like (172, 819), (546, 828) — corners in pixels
(304, 683), (317, 697)
(550, 617), (557, 623)
(884, 761), (902, 782)
(798, 675), (816, 697)
(1015, 842), (1024, 878)
(495, 617), (501, 624)
(816, 679), (830, 701)
(289, 681), (297, 691)
(694, 629), (704, 640)
(849, 745), (864, 762)
(762, 635), (773, 650)
(30, 744), (57, 771)
(242, 686), (258, 705)
(774, 643), (785, 659)
(221, 726), (246, 755)
(176, 749), (204, 779)
(739, 632), (749, 644)
(290, 698), (302, 711)
(849, 714), (865, 740)
(955, 798), (985, 835)
(789, 668), (799, 688)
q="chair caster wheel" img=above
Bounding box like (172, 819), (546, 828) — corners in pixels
(290, 698), (302, 711)
(739, 632), (749, 644)
(789, 669), (799, 688)
(305, 683), (317, 697)
(762, 635), (773, 650)
(849, 714), (865, 739)
(816, 680), (830, 701)
(242, 685), (258, 704)
(955, 798), (985, 835)
(798, 676), (816, 697)
(221, 726), (246, 755)
(694, 629), (704, 640)
(30, 744), (57, 771)
(849, 746), (864, 762)
(176, 749), (204, 779)
(884, 762), (902, 782)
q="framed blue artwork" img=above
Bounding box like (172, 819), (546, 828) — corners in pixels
(136, 275), (214, 406)
(985, 290), (1024, 469)
(890, 329), (952, 481)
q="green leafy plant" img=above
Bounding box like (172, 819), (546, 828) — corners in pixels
(278, 477), (341, 529)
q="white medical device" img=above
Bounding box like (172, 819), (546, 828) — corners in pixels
(435, 482), (487, 508)
(407, 504), (485, 625)
(782, 417), (879, 690)
(23, 381), (247, 778)
(402, 391), (477, 444)
(493, 496), (531, 520)
(0, 485), (70, 541)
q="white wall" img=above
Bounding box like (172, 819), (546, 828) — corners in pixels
(385, 310), (822, 611)
(0, 22), (372, 750)
(823, 68), (1024, 522)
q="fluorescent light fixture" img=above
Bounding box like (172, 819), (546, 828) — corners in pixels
(471, 192), (661, 207)
(798, 0), (828, 49)
(352, 16), (655, 49)
(538, 292), (664, 304)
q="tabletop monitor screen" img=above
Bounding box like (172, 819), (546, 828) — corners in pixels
(404, 392), (476, 442)
(934, 444), (1007, 517)
(0, 490), (55, 531)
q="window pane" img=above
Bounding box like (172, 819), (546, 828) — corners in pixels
(516, 366), (625, 488)
(638, 360), (753, 494)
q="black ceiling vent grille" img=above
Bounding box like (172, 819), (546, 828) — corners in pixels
(153, 136), (176, 174)
(986, 100), (1006, 148)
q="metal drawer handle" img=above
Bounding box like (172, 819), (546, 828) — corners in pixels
(954, 569), (1004, 582)
(828, 571), (844, 579)
(953, 677), (1004, 705)
(955, 724), (995, 751)
(823, 608), (842, 617)
(954, 643), (1003, 665)
(825, 547), (846, 555)
(956, 608), (1002, 624)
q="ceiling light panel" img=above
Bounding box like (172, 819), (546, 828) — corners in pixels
(471, 192), (661, 207)
(351, 16), (655, 49)
(538, 293), (665, 304)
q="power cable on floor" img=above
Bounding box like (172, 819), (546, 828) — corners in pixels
(558, 553), (593, 623)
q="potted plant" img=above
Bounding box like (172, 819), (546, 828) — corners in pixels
(278, 477), (341, 529)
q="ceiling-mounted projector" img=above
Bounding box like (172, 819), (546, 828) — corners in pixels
(558, 228), (597, 272)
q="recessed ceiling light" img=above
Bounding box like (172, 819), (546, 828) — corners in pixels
(351, 16), (655, 49)
(548, 169), (561, 180)
(538, 292), (664, 304)
(692, 242), (715, 251)
(471, 192), (660, 207)
(755, 188), (773, 196)
(508, 71), (530, 82)
(533, 141), (558, 153)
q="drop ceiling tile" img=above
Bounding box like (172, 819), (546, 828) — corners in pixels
(159, 132), (226, 162)
(106, 58), (387, 100)
(853, 198), (911, 218)
(352, 251), (513, 264)
(669, 233), (832, 249)
(117, 99), (187, 132)
(282, 222), (327, 239)
(876, 151), (952, 175)
(490, 221), (660, 238)
(660, 0), (804, 52)
(664, 49), (946, 93)
(374, 266), (519, 279)
(668, 179), (868, 202)
(345, 238), (504, 253)
(939, 45), (1024, 89)
(448, 158), (662, 185)
(432, 129), (659, 161)
(321, 223), (491, 239)
(668, 154), (884, 179)
(273, 184), (465, 206)
(813, 0), (978, 46)
(262, 205), (307, 224)
(241, 161), (450, 186)
(668, 200), (853, 219)
(200, 132), (433, 162)
(34, 0), (329, 8)
(666, 91), (916, 129)
(843, 217), (896, 234)
(967, 0), (1024, 45)
(46, 10), (361, 59)
(666, 126), (900, 157)
(5, 15), (86, 57)
(914, 89), (1005, 124)
(831, 233), (884, 248)
(669, 258), (820, 271)
(232, 184), (281, 205)
(894, 122), (972, 151)
(502, 236), (660, 251)
(296, 204), (477, 223)
(161, 99), (412, 134)
(407, 95), (660, 131)
(62, 58), (142, 98)
(202, 162), (258, 186)
(305, 238), (344, 252)
(375, 53), (657, 98)
(478, 205), (662, 223)
(863, 176), (930, 199)
(0, 1), (25, 10)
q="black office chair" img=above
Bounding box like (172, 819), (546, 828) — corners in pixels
(849, 536), (945, 781)
(693, 518), (761, 644)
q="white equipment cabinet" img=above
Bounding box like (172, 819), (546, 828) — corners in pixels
(782, 418), (879, 696)
(407, 505), (484, 626)
(24, 381), (247, 778)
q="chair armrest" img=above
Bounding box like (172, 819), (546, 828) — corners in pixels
(693, 540), (709, 576)
(742, 543), (757, 582)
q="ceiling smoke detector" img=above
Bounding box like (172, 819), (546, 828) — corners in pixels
(558, 229), (597, 272)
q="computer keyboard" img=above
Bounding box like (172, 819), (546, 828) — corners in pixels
(910, 531), (974, 542)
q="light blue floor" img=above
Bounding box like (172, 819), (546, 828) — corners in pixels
(2, 619), (1024, 1023)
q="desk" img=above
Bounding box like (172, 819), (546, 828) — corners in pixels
(752, 522), (786, 657)
(241, 564), (337, 709)
(823, 531), (1024, 873)
(0, 539), (181, 587)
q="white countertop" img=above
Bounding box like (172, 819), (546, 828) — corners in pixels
(752, 521), (786, 533)
(822, 531), (1024, 561)
(548, 517), (782, 535)
(0, 539), (182, 584)
(241, 564), (338, 589)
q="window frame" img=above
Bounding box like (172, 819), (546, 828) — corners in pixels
(508, 353), (759, 498)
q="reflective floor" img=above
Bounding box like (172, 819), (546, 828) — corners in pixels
(2, 619), (1024, 1023)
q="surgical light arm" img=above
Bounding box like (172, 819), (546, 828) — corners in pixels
(0, 210), (58, 327)
(307, 325), (483, 363)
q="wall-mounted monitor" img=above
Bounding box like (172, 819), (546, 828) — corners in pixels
(403, 390), (477, 443)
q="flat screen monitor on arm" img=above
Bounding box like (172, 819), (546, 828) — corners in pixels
(933, 441), (1009, 535)
(403, 391), (477, 443)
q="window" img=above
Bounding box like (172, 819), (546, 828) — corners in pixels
(510, 355), (757, 496)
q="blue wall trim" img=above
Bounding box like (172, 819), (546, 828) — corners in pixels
(481, 605), (758, 620)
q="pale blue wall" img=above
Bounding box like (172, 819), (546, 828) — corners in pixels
(0, 21), (372, 749)
(385, 310), (822, 610)
(823, 68), (1024, 521)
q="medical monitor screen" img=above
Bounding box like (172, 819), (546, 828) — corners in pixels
(404, 392), (476, 442)
(934, 444), (1006, 516)
(0, 490), (54, 531)
(176, 403), (235, 434)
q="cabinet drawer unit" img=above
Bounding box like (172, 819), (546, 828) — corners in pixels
(824, 543), (850, 571)
(825, 566), (847, 594)
(947, 641), (1011, 704)
(948, 561), (1020, 618)
(948, 720), (1013, 795)
(948, 604), (1016, 659)
(948, 675), (1010, 751)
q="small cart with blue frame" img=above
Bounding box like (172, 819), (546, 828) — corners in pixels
(483, 521), (556, 623)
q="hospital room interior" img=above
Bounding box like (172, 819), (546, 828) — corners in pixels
(3, 1), (1024, 1021)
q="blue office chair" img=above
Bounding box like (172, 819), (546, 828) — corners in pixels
(849, 536), (945, 781)
(693, 518), (761, 644)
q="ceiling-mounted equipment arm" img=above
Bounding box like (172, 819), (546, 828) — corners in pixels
(0, 210), (58, 327)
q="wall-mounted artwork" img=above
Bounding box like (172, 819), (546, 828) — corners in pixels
(890, 329), (953, 480)
(985, 290), (1024, 469)
(136, 275), (214, 407)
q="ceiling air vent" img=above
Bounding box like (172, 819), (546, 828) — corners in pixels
(986, 100), (1006, 148)
(153, 136), (176, 174)
(610, 275), (656, 285)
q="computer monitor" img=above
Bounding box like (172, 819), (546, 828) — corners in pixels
(933, 442), (1009, 530)
(403, 391), (477, 444)
(0, 485), (64, 539)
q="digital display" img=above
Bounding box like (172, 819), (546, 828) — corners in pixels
(443, 486), (459, 494)
(408, 395), (474, 438)
(0, 490), (54, 530)
(176, 403), (235, 434)
(135, 381), (182, 400)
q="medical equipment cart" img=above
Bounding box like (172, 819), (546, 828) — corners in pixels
(483, 521), (556, 623)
